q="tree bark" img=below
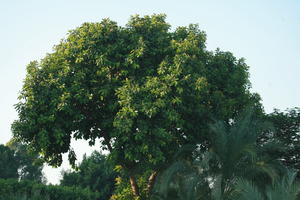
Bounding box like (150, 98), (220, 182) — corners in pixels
(130, 176), (140, 197)
(147, 171), (158, 194)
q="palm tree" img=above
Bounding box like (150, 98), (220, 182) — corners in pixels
(208, 111), (285, 198)
(152, 109), (286, 200)
(234, 169), (300, 200)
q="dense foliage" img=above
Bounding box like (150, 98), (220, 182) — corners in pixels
(0, 144), (19, 179)
(10, 13), (299, 199)
(61, 151), (116, 200)
(0, 178), (99, 200)
(152, 111), (300, 200)
(265, 108), (300, 171)
(0, 141), (44, 182)
(12, 14), (262, 197)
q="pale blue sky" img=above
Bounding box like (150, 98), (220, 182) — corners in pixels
(0, 0), (299, 184)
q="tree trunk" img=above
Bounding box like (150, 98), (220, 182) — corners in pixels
(130, 176), (140, 197)
(147, 171), (158, 194)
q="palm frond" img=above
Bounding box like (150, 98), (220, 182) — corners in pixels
(266, 170), (300, 200)
(233, 179), (264, 200)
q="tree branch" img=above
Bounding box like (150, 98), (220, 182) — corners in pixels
(130, 175), (140, 197)
(147, 171), (158, 194)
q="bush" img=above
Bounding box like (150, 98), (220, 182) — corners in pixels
(0, 179), (100, 200)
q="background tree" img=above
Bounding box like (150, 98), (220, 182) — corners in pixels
(61, 151), (116, 200)
(264, 108), (300, 171)
(7, 139), (45, 183)
(0, 140), (45, 183)
(12, 14), (262, 197)
(0, 144), (20, 179)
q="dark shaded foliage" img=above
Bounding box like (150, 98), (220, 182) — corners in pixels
(0, 142), (45, 182)
(152, 110), (292, 200)
(61, 151), (117, 200)
(0, 178), (99, 200)
(264, 108), (300, 171)
(0, 144), (19, 179)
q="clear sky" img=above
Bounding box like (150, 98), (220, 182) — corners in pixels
(0, 0), (299, 184)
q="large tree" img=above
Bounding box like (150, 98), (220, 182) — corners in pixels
(12, 14), (261, 197)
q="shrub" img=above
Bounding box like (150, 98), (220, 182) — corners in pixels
(0, 179), (100, 200)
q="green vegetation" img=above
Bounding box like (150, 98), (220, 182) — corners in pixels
(152, 111), (300, 200)
(0, 140), (44, 183)
(2, 14), (298, 199)
(61, 151), (117, 200)
(265, 108), (300, 171)
(0, 179), (99, 200)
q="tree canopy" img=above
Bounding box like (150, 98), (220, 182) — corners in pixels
(12, 14), (263, 197)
